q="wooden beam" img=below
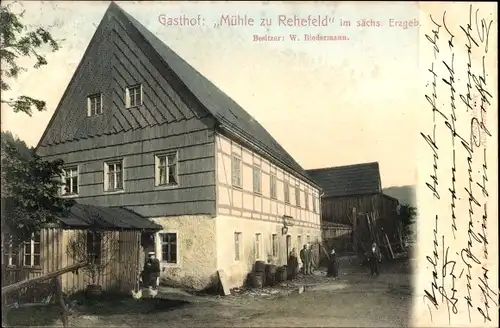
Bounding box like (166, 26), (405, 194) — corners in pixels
(1, 262), (87, 295)
(54, 276), (69, 327)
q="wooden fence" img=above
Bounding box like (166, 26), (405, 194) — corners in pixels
(1, 262), (87, 327)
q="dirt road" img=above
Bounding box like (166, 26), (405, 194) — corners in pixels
(8, 259), (413, 327)
(70, 259), (413, 327)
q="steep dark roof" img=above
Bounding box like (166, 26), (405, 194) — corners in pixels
(306, 162), (382, 198)
(114, 4), (315, 186)
(56, 203), (162, 230)
(37, 2), (316, 187)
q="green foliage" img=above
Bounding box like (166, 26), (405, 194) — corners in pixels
(1, 131), (74, 245)
(397, 203), (416, 240)
(0, 2), (62, 115)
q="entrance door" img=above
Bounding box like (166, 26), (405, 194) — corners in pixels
(286, 235), (292, 257)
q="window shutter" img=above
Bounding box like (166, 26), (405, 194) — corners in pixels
(125, 88), (130, 108)
(154, 156), (159, 186)
(87, 97), (91, 116)
(99, 93), (103, 114)
(103, 163), (108, 191)
(140, 84), (143, 105)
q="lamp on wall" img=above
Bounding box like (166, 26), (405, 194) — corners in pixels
(281, 215), (293, 235)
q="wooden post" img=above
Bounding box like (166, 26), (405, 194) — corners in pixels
(384, 233), (395, 260)
(2, 293), (8, 327)
(352, 207), (357, 254)
(54, 276), (69, 327)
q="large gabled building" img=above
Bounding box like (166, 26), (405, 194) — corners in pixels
(35, 2), (322, 290)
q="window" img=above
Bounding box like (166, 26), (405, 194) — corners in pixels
(160, 233), (177, 264)
(306, 235), (311, 243)
(104, 161), (123, 191)
(23, 233), (41, 267)
(231, 155), (242, 187)
(234, 232), (242, 261)
(313, 196), (317, 213)
(295, 186), (301, 207)
(284, 182), (290, 204)
(87, 93), (102, 116)
(62, 166), (78, 196)
(297, 235), (302, 249)
(305, 191), (309, 210)
(126, 84), (142, 108)
(86, 232), (102, 264)
(270, 171), (277, 199)
(156, 153), (178, 187)
(255, 233), (262, 259)
(271, 234), (278, 257)
(2, 234), (17, 266)
(253, 166), (261, 194)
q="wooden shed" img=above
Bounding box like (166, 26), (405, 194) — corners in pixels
(306, 162), (399, 225)
(2, 203), (162, 298)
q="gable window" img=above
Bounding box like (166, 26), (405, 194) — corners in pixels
(104, 160), (124, 191)
(160, 233), (177, 264)
(23, 232), (41, 267)
(234, 232), (242, 261)
(305, 191), (309, 210)
(87, 93), (103, 116)
(313, 196), (317, 213)
(270, 171), (277, 199)
(252, 166), (261, 194)
(125, 84), (143, 108)
(62, 166), (79, 196)
(255, 233), (262, 259)
(2, 234), (18, 266)
(295, 186), (301, 207)
(86, 231), (102, 264)
(271, 234), (278, 257)
(155, 153), (178, 187)
(284, 182), (290, 204)
(231, 155), (242, 188)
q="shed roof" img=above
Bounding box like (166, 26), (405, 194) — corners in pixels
(56, 203), (162, 231)
(306, 162), (382, 198)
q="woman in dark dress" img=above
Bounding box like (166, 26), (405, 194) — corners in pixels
(327, 248), (339, 278)
(287, 248), (299, 279)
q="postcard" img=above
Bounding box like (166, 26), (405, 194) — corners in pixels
(0, 1), (497, 327)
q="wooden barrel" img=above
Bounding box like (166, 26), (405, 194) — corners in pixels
(265, 264), (277, 274)
(250, 272), (264, 288)
(254, 261), (266, 272)
(275, 266), (287, 282)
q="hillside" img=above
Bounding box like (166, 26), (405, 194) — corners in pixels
(383, 185), (416, 206)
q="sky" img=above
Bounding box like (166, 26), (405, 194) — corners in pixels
(1, 1), (420, 188)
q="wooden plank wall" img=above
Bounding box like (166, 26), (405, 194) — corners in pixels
(60, 229), (139, 293)
(321, 194), (380, 225)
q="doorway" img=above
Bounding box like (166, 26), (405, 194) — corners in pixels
(286, 235), (292, 257)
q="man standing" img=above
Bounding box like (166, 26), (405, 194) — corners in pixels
(369, 242), (382, 276)
(300, 244), (311, 275)
(145, 251), (161, 289)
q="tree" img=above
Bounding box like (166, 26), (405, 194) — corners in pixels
(67, 230), (119, 291)
(1, 131), (74, 245)
(1, 2), (62, 115)
(397, 203), (416, 242)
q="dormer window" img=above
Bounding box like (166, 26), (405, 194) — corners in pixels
(87, 93), (102, 116)
(125, 84), (142, 108)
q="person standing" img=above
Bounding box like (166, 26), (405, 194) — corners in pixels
(145, 251), (161, 289)
(287, 248), (299, 279)
(300, 244), (311, 275)
(369, 242), (382, 276)
(327, 248), (339, 278)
